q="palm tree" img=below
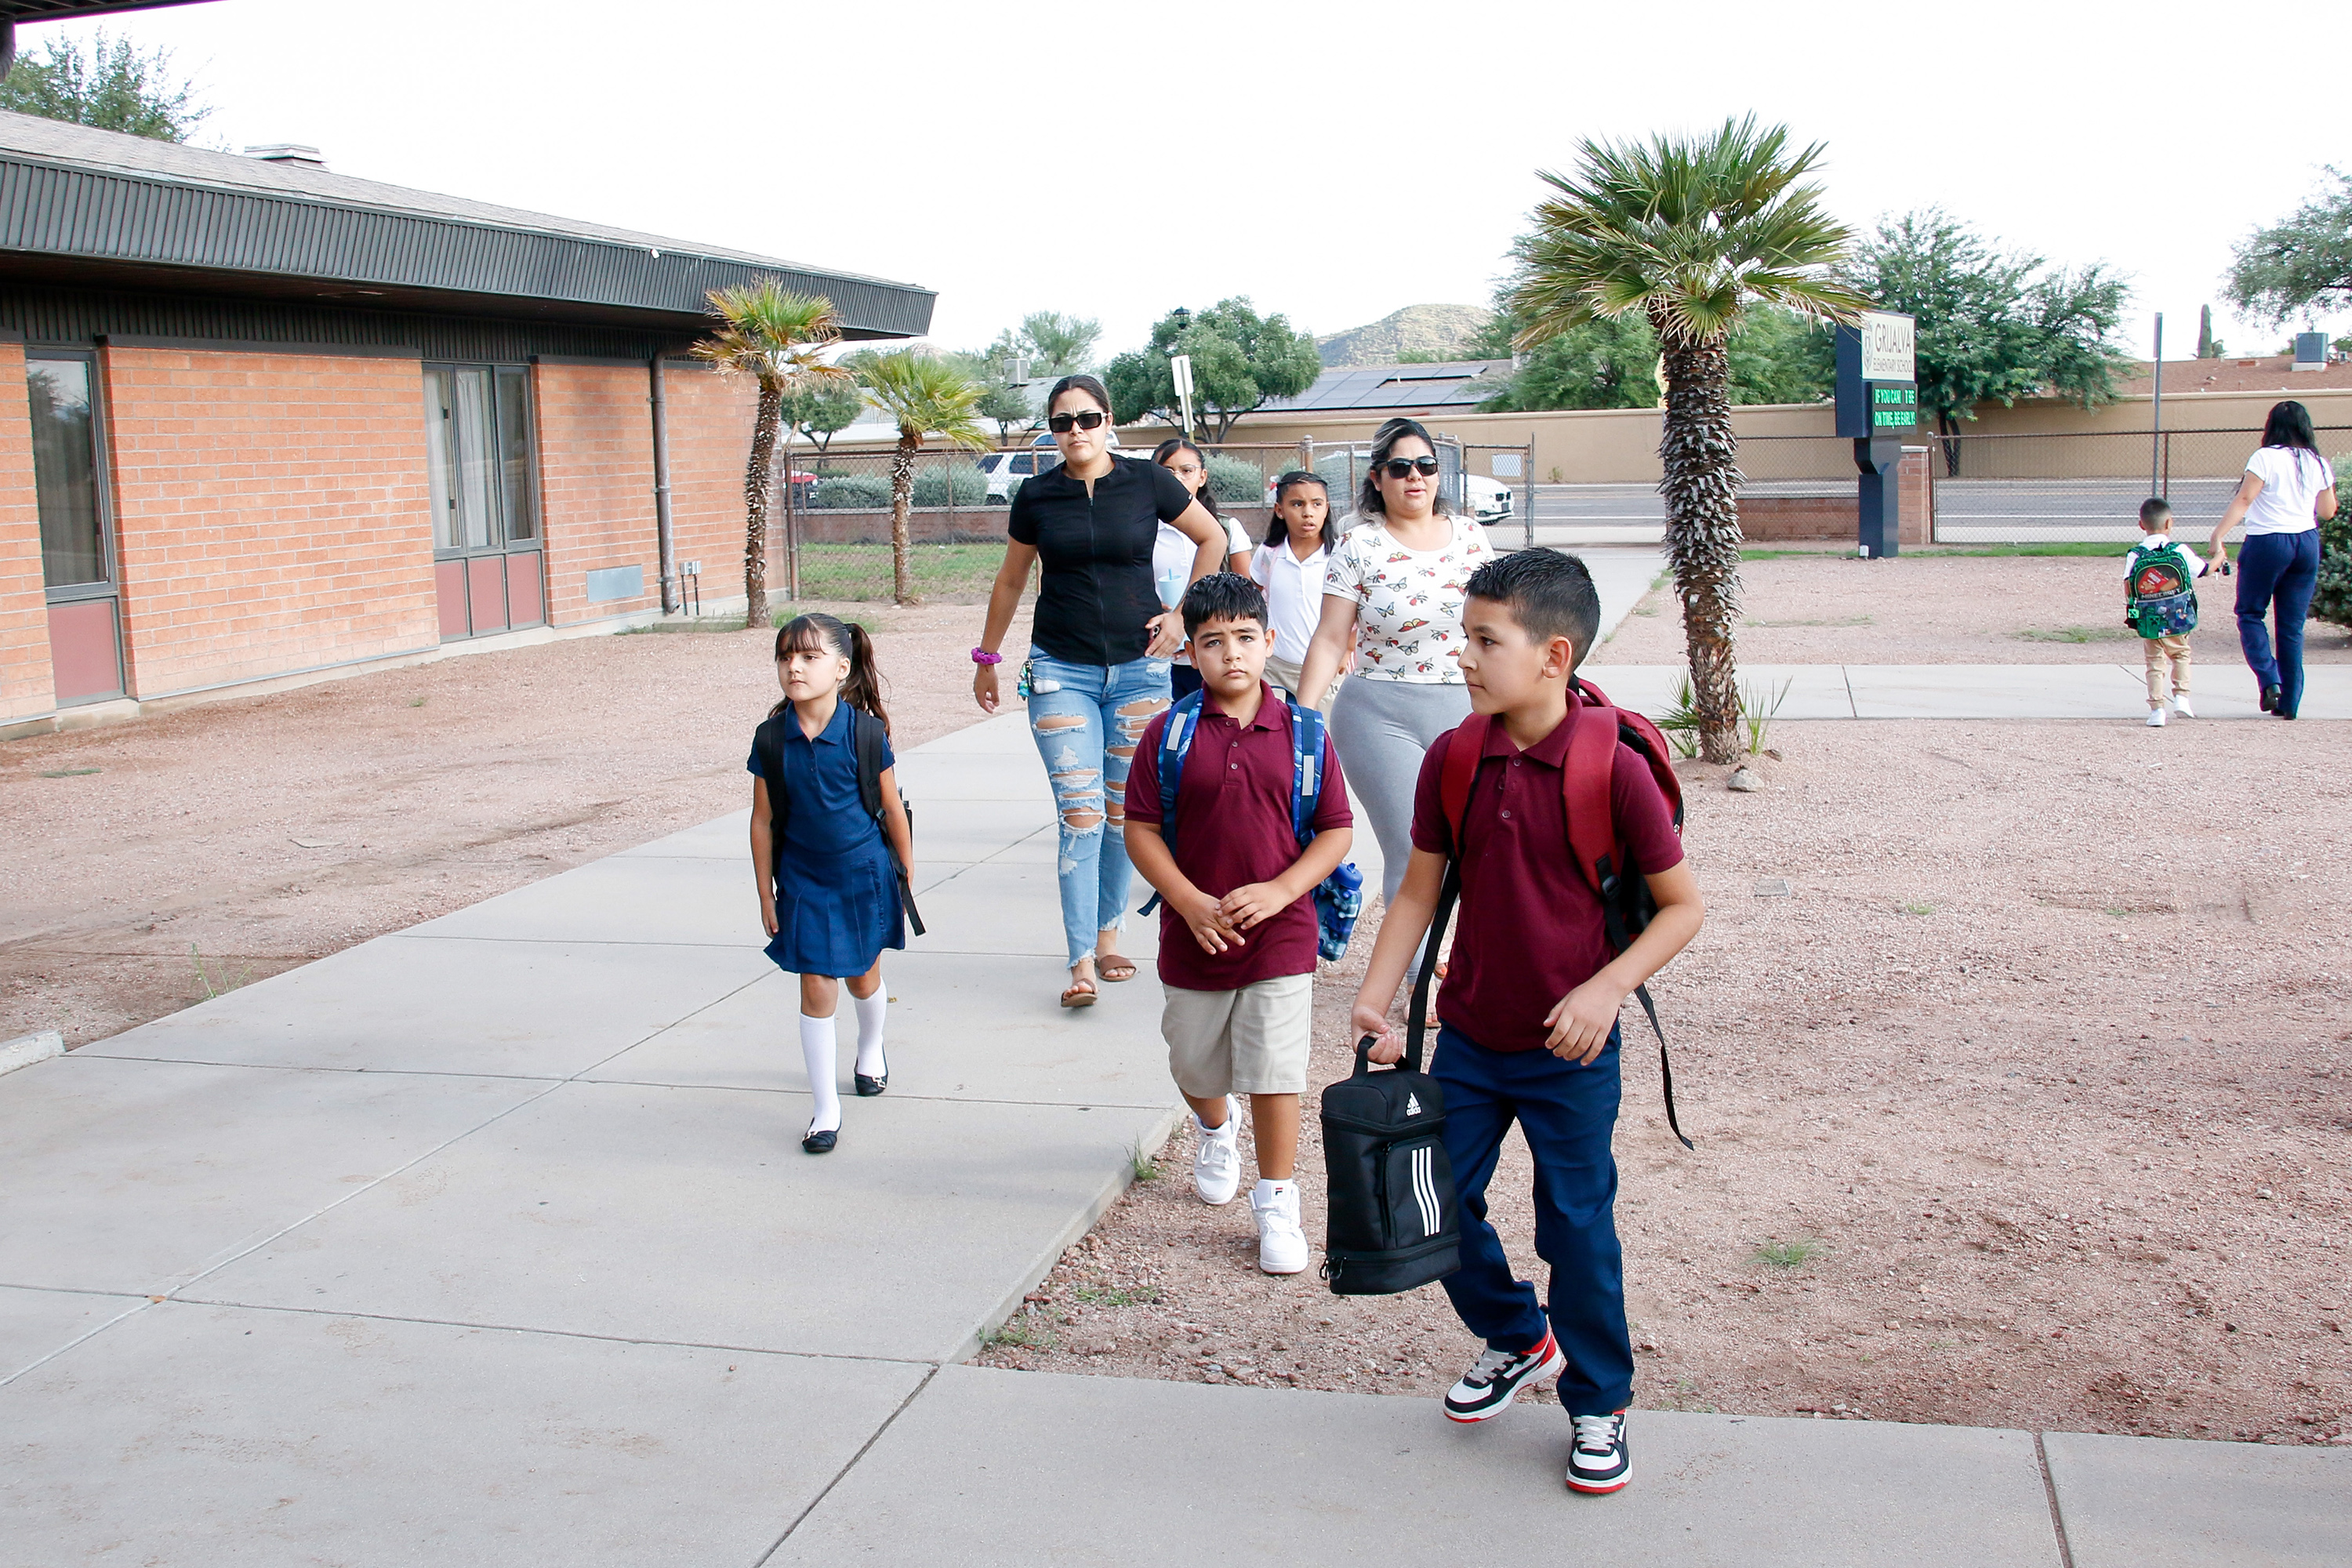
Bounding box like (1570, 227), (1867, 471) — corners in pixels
(691, 281), (851, 628)
(853, 350), (992, 605)
(1508, 116), (1864, 764)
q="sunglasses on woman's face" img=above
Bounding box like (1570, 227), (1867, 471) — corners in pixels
(1047, 409), (1108, 434)
(1378, 456), (1441, 478)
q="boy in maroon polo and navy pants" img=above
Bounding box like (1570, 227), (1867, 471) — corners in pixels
(1127, 573), (1353, 1275)
(1353, 549), (1703, 1494)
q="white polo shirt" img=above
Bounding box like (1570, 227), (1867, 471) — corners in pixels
(1250, 539), (1331, 663)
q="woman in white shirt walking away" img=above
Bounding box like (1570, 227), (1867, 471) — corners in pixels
(1250, 469), (1337, 701)
(2207, 401), (2339, 720)
(1296, 417), (1494, 908)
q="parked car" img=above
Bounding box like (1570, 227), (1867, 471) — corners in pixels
(974, 449), (1056, 503)
(1262, 469), (1514, 524)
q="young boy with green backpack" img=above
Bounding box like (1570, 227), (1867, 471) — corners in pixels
(2126, 497), (2210, 728)
(1352, 548), (1703, 1495)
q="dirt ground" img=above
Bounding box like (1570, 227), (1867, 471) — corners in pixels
(1595, 549), (2352, 668)
(978, 721), (2352, 1447)
(0, 601), (1026, 1047)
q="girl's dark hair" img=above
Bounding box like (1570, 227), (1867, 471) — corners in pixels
(1356, 416), (1449, 519)
(1263, 469), (1330, 550)
(770, 613), (890, 733)
(1046, 373), (1112, 418)
(1151, 436), (1222, 517)
(2260, 400), (2325, 485)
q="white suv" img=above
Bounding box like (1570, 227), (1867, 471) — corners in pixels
(975, 449), (1057, 503)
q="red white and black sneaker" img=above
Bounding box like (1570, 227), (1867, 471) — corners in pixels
(1565, 1410), (1631, 1494)
(1442, 1330), (1566, 1423)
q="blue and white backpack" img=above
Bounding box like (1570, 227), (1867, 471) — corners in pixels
(1139, 690), (1363, 962)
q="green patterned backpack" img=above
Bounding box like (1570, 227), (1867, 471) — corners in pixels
(2125, 539), (2199, 637)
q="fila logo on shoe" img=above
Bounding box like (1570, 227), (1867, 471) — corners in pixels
(1405, 1094), (1421, 1116)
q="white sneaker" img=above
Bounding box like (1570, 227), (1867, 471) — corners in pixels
(2146, 708), (2166, 727)
(1192, 1102), (1241, 1206)
(1251, 1181), (1308, 1274)
(2172, 694), (2195, 719)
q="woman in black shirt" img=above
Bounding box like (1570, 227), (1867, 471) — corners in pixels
(975, 375), (1225, 1007)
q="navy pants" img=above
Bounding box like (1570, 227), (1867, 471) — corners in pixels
(2235, 530), (2320, 719)
(1433, 1022), (1632, 1417)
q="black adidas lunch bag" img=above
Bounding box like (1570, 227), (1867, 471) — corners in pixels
(1319, 863), (1465, 1295)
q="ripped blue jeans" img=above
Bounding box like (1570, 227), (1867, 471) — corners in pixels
(1025, 650), (1171, 967)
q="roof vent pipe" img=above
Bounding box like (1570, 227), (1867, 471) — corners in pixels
(245, 143), (327, 168)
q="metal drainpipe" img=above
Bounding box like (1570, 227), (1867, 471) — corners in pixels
(649, 355), (677, 614)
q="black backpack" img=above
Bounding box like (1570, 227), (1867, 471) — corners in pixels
(1318, 878), (1463, 1295)
(752, 705), (924, 936)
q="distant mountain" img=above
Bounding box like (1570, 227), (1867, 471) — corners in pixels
(1316, 303), (1494, 368)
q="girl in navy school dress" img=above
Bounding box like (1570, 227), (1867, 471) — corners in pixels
(746, 614), (914, 1154)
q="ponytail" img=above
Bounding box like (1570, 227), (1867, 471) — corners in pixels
(770, 613), (891, 734)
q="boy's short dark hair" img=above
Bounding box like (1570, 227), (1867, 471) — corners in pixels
(1180, 572), (1269, 637)
(1464, 548), (1602, 669)
(2139, 497), (2172, 526)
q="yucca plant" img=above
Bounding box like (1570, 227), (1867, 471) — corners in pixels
(1508, 117), (1865, 764)
(691, 281), (851, 627)
(853, 350), (993, 604)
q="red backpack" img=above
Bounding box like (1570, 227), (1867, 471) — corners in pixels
(1433, 675), (1691, 1149)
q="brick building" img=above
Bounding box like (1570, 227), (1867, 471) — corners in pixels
(0, 111), (931, 736)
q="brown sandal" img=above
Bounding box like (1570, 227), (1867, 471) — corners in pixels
(1098, 955), (1138, 983)
(1061, 971), (1098, 1008)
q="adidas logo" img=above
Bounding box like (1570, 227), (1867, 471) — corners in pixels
(1405, 1094), (1421, 1116)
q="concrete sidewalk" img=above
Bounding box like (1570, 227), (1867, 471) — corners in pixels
(3, 713), (2344, 1565)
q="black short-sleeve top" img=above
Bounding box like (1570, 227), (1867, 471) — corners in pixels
(1007, 454), (1196, 666)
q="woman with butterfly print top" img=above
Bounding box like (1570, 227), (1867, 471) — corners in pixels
(1295, 418), (1495, 908)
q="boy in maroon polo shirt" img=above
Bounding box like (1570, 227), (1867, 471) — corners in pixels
(1352, 548), (1703, 1494)
(1127, 574), (1353, 1274)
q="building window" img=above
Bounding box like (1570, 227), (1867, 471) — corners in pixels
(423, 364), (537, 553)
(28, 352), (111, 590)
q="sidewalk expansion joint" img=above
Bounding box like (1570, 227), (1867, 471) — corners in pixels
(2033, 1430), (2080, 1568)
(755, 1363), (940, 1566)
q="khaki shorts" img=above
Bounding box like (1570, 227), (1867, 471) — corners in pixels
(1162, 972), (1314, 1098)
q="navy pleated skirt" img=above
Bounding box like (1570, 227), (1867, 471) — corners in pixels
(765, 837), (906, 978)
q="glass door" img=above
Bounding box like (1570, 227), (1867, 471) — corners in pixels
(28, 350), (124, 705)
(424, 364), (543, 639)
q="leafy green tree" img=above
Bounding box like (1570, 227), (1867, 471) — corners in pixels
(1508, 115), (1864, 764)
(1841, 209), (2130, 473)
(2227, 171), (2352, 325)
(1478, 315), (1660, 411)
(0, 27), (209, 140)
(2314, 456), (2352, 629)
(1725, 306), (1835, 405)
(1018, 311), (1102, 375)
(780, 378), (862, 457)
(1104, 299), (1323, 441)
(851, 351), (993, 604)
(691, 282), (852, 626)
(975, 381), (1033, 443)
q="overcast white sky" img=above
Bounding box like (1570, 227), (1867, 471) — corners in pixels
(32, 0), (2350, 362)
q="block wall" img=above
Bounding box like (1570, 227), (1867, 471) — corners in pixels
(659, 362), (758, 603)
(0, 341), (55, 721)
(101, 347), (438, 698)
(535, 362), (658, 625)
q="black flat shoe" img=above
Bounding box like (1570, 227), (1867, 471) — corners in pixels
(854, 1072), (887, 1097)
(802, 1126), (838, 1154)
(2261, 684), (2281, 713)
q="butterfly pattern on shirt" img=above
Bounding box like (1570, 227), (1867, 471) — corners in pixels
(1325, 517), (1494, 680)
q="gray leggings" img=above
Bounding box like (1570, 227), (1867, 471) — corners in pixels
(1328, 677), (1473, 907)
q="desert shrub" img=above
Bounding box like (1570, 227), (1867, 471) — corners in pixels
(811, 474), (890, 510)
(2315, 455), (2352, 627)
(1203, 454), (1265, 507)
(913, 464), (989, 507)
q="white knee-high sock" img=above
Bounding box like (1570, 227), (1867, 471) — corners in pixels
(800, 1013), (840, 1132)
(852, 991), (887, 1078)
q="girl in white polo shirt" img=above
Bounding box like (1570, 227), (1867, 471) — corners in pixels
(1250, 470), (1336, 702)
(2206, 401), (2340, 720)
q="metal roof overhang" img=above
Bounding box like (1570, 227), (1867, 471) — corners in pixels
(0, 152), (935, 339)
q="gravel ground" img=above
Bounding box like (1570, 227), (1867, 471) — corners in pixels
(978, 722), (2352, 1446)
(0, 600), (1026, 1047)
(1594, 550), (2352, 667)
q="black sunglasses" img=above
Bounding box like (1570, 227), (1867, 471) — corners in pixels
(1047, 409), (1108, 434)
(1377, 456), (1441, 478)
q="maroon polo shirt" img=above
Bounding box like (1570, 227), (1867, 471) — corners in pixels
(1127, 683), (1352, 993)
(1409, 710), (1682, 1053)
